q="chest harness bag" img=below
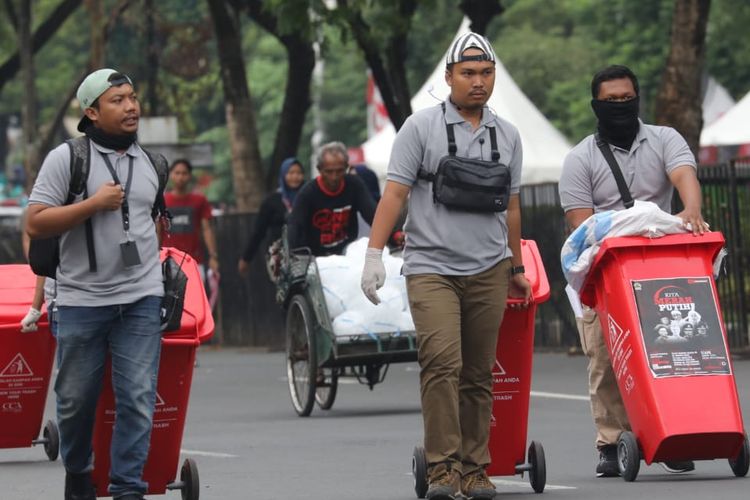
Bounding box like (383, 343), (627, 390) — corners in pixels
(417, 103), (511, 212)
(28, 136), (170, 279)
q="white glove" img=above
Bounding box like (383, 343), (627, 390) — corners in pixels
(20, 307), (42, 333)
(361, 248), (386, 305)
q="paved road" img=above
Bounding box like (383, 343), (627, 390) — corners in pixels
(1, 349), (748, 499)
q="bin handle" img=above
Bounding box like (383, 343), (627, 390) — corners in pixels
(161, 336), (201, 346)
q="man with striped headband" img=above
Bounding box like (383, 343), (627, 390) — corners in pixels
(362, 32), (531, 499)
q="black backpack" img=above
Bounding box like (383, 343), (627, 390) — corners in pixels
(28, 136), (169, 279)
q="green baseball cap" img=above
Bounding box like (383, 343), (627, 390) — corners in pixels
(76, 68), (134, 132)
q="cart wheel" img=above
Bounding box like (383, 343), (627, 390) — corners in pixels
(528, 440), (546, 493)
(617, 431), (640, 482)
(315, 369), (338, 410)
(286, 294), (317, 417)
(180, 458), (199, 500)
(412, 446), (428, 499)
(729, 434), (750, 477)
(42, 420), (59, 461)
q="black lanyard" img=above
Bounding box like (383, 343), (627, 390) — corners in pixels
(101, 153), (135, 234)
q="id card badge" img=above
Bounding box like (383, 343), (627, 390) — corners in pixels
(120, 240), (142, 267)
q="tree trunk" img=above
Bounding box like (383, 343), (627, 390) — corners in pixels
(268, 39), (315, 190)
(383, 0), (417, 122)
(243, 0), (316, 191)
(459, 0), (504, 35)
(18, 0), (39, 192)
(144, 0), (160, 115)
(655, 0), (711, 157)
(0, 0), (83, 93)
(339, 0), (411, 131)
(86, 0), (104, 67)
(207, 0), (264, 212)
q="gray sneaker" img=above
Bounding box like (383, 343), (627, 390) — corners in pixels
(461, 468), (496, 500)
(660, 460), (695, 473)
(426, 462), (461, 500)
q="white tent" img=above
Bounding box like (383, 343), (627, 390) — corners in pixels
(700, 88), (750, 147)
(701, 77), (735, 127)
(362, 18), (571, 186)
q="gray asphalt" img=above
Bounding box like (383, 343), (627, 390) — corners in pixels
(1, 349), (748, 499)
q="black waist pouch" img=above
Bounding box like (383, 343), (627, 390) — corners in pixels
(160, 253), (188, 332)
(431, 155), (511, 212)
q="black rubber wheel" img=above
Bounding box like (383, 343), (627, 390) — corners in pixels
(412, 446), (428, 499)
(286, 294), (317, 417)
(180, 458), (199, 500)
(528, 440), (546, 493)
(315, 368), (338, 410)
(729, 434), (750, 477)
(42, 420), (59, 461)
(617, 431), (641, 482)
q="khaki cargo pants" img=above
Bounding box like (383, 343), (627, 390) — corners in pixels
(406, 258), (512, 475)
(577, 305), (631, 448)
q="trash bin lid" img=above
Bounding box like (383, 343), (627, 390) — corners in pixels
(511, 239), (551, 305)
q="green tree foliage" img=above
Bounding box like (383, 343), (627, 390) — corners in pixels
(706, 0), (750, 100)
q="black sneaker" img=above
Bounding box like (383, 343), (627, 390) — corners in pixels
(65, 472), (96, 500)
(114, 495), (146, 500)
(596, 445), (620, 477)
(660, 460), (695, 473)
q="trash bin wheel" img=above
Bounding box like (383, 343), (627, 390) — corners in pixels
(42, 420), (59, 461)
(617, 431), (640, 482)
(412, 446), (428, 498)
(180, 458), (199, 500)
(286, 294), (317, 417)
(528, 440), (546, 493)
(315, 369), (338, 410)
(729, 434), (750, 477)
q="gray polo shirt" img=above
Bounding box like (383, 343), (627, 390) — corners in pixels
(559, 121), (696, 213)
(388, 98), (522, 276)
(29, 140), (164, 307)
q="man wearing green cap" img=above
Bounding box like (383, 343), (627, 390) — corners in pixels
(26, 68), (166, 500)
(361, 32), (531, 499)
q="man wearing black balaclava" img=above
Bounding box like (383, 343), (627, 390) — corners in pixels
(558, 65), (706, 478)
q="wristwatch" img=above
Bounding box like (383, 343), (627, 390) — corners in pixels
(511, 265), (525, 275)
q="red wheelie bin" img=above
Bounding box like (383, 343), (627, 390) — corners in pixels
(412, 239), (551, 496)
(91, 248), (214, 499)
(580, 232), (749, 481)
(0, 264), (59, 461)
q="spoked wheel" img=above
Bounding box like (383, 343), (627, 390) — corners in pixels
(180, 458), (199, 500)
(42, 420), (59, 461)
(617, 431), (641, 482)
(286, 294), (317, 417)
(412, 446), (428, 499)
(315, 368), (338, 410)
(528, 440), (546, 493)
(729, 434), (750, 477)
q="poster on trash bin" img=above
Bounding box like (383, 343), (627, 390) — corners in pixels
(632, 277), (731, 378)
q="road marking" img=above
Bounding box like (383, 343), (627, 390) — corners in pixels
(490, 478), (577, 490)
(181, 449), (238, 458)
(404, 474), (576, 490)
(531, 390), (588, 402)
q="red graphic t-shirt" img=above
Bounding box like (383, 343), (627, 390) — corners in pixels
(164, 191), (212, 263)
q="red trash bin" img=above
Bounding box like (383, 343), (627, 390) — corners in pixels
(580, 232), (749, 481)
(0, 264), (59, 461)
(91, 248), (214, 498)
(487, 239), (550, 492)
(412, 240), (550, 497)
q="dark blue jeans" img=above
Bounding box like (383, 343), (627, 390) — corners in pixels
(55, 295), (161, 498)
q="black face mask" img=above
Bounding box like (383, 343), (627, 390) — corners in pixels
(83, 123), (137, 151)
(591, 97), (640, 150)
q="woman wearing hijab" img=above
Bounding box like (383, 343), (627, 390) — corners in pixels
(238, 157), (305, 275)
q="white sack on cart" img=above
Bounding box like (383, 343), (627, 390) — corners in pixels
(318, 238), (413, 336)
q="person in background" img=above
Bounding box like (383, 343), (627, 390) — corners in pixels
(164, 159), (219, 281)
(238, 157), (305, 276)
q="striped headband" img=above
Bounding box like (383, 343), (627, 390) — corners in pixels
(446, 32), (497, 66)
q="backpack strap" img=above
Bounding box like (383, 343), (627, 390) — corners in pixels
(141, 146), (170, 221)
(65, 136), (97, 272)
(595, 133), (634, 209)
